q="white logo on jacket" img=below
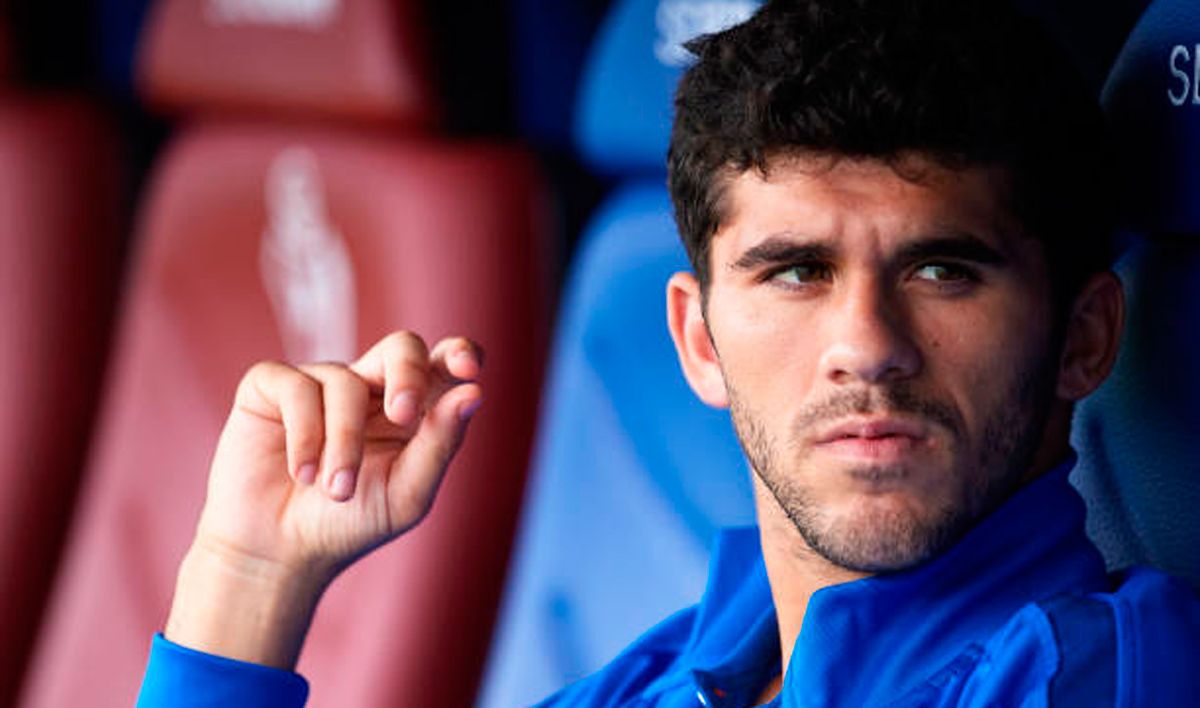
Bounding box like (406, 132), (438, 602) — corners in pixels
(654, 0), (759, 67)
(260, 147), (357, 364)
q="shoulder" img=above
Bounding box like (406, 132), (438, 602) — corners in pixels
(962, 568), (1200, 707)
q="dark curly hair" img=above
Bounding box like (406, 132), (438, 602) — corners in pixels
(667, 0), (1114, 308)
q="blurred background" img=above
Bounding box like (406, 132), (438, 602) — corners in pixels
(0, 0), (1196, 706)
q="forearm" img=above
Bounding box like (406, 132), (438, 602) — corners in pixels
(164, 538), (329, 671)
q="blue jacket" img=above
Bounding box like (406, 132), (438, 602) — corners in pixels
(137, 461), (1200, 707)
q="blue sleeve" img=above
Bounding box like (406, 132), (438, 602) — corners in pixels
(135, 633), (309, 708)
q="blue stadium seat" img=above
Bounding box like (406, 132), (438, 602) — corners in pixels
(1071, 0), (1200, 588)
(479, 181), (754, 707)
(96, 0), (153, 93)
(574, 0), (761, 174)
(510, 0), (611, 149)
(481, 2), (762, 705)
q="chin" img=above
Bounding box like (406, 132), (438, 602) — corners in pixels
(793, 493), (969, 573)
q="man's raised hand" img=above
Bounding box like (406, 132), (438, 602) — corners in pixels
(164, 331), (482, 669)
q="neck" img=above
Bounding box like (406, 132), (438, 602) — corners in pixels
(753, 480), (868, 700)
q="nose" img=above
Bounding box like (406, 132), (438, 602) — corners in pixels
(817, 278), (922, 385)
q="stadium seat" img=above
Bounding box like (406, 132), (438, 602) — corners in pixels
(135, 0), (436, 124)
(1071, 0), (1200, 588)
(574, 0), (760, 175)
(479, 181), (753, 707)
(95, 0), (153, 94)
(480, 2), (761, 705)
(1011, 0), (1151, 95)
(510, 0), (611, 150)
(0, 96), (123, 708)
(19, 2), (550, 707)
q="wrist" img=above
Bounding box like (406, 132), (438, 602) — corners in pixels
(164, 537), (330, 670)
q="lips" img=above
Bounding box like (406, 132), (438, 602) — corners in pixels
(813, 417), (932, 463)
(814, 417), (929, 444)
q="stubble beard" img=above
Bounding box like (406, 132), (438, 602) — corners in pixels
(729, 361), (1056, 574)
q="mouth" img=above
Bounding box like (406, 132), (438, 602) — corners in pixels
(813, 417), (933, 463)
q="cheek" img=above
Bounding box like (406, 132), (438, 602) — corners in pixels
(916, 298), (1053, 429)
(710, 303), (822, 419)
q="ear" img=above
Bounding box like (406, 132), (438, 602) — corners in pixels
(666, 272), (730, 408)
(1056, 270), (1125, 401)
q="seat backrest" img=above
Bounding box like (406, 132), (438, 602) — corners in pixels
(480, 181), (753, 708)
(0, 97), (122, 708)
(1071, 0), (1200, 587)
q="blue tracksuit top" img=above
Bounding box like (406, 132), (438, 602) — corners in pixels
(137, 459), (1200, 706)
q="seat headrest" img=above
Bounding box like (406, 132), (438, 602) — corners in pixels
(136, 0), (436, 124)
(511, 0), (609, 148)
(1101, 0), (1200, 236)
(574, 0), (761, 174)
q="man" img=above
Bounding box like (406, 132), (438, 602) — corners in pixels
(138, 0), (1200, 706)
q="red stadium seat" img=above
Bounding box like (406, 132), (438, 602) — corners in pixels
(20, 2), (550, 706)
(138, 0), (436, 123)
(0, 97), (123, 708)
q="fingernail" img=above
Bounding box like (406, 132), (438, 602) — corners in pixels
(296, 463), (318, 485)
(458, 397), (482, 422)
(452, 347), (482, 373)
(390, 391), (419, 423)
(330, 469), (356, 501)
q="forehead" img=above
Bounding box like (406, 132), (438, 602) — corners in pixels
(712, 154), (1032, 263)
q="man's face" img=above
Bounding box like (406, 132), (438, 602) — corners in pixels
(691, 155), (1063, 573)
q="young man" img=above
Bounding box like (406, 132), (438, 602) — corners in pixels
(138, 1), (1200, 705)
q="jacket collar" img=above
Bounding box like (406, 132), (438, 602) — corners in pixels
(663, 454), (1109, 707)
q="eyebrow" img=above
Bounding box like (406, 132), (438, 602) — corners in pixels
(894, 233), (1009, 267)
(728, 236), (835, 272)
(728, 231), (1009, 272)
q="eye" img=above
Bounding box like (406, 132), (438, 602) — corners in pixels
(768, 261), (832, 287)
(912, 262), (978, 283)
